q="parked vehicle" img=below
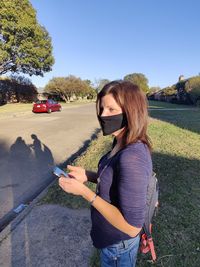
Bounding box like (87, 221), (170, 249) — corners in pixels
(32, 100), (62, 113)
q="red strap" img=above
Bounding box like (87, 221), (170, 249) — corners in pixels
(140, 234), (157, 262)
(140, 234), (150, 254)
(148, 238), (157, 262)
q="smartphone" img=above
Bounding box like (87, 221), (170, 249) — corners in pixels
(53, 166), (68, 178)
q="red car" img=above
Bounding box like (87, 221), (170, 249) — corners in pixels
(32, 100), (62, 113)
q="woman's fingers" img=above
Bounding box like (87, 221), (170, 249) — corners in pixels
(59, 177), (70, 185)
(67, 165), (78, 171)
(68, 172), (76, 178)
(58, 176), (84, 196)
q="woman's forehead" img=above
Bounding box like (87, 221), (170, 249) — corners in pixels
(100, 94), (117, 105)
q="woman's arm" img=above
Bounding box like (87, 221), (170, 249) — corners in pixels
(82, 186), (141, 237)
(59, 176), (141, 237)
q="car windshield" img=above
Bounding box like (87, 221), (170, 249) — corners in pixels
(36, 100), (47, 104)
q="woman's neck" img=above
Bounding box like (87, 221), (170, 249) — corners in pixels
(110, 138), (123, 157)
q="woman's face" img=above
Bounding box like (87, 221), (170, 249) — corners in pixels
(100, 94), (122, 116)
(100, 94), (124, 137)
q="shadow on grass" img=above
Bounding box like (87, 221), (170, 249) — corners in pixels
(89, 151), (200, 267)
(136, 151), (200, 267)
(149, 107), (200, 135)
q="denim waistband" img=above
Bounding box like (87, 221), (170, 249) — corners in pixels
(109, 235), (140, 250)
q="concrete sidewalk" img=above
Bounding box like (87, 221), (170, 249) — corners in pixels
(0, 195), (93, 267)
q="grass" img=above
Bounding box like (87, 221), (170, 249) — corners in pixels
(0, 103), (33, 114)
(148, 100), (197, 109)
(41, 100), (200, 267)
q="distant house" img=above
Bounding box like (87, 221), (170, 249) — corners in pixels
(148, 75), (194, 105)
(37, 92), (47, 101)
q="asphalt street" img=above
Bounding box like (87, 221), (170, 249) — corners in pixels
(0, 103), (99, 226)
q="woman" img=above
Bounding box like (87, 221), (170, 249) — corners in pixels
(59, 80), (152, 267)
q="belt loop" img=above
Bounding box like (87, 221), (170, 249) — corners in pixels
(122, 240), (129, 249)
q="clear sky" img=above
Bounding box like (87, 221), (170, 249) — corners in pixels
(30, 0), (200, 89)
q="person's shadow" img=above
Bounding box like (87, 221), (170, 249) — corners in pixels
(30, 134), (54, 176)
(0, 134), (55, 266)
(0, 135), (55, 221)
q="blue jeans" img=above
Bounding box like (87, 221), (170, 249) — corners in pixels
(100, 235), (140, 267)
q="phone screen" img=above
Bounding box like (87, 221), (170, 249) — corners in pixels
(53, 166), (68, 177)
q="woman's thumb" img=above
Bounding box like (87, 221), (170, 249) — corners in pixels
(67, 165), (77, 171)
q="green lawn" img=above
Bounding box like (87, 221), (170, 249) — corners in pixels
(148, 100), (197, 109)
(0, 103), (33, 114)
(41, 100), (200, 267)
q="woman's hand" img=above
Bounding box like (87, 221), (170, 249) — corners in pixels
(59, 176), (85, 196)
(67, 165), (88, 183)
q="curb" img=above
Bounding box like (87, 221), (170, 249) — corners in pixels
(0, 177), (55, 243)
(0, 128), (101, 244)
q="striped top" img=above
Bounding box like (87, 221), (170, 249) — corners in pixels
(90, 141), (152, 248)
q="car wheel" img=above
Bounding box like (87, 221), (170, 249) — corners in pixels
(47, 109), (52, 113)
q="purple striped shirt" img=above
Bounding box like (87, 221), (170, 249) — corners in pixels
(90, 142), (152, 248)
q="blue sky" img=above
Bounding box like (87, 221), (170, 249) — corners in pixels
(30, 0), (200, 89)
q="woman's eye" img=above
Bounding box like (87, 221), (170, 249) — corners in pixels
(109, 108), (115, 112)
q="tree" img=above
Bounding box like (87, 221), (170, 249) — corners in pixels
(185, 76), (200, 105)
(149, 86), (161, 93)
(123, 73), (149, 93)
(44, 77), (67, 101)
(0, 75), (37, 103)
(95, 78), (110, 92)
(44, 75), (94, 102)
(0, 0), (54, 76)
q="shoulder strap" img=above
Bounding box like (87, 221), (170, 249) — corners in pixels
(143, 172), (159, 237)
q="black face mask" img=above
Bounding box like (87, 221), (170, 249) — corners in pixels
(98, 113), (127, 136)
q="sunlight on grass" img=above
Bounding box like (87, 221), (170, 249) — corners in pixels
(0, 103), (33, 113)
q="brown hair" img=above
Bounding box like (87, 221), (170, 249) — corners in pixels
(96, 80), (152, 151)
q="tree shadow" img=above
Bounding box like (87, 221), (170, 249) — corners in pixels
(137, 151), (200, 267)
(149, 107), (200, 135)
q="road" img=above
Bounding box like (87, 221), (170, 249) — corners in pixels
(0, 103), (99, 225)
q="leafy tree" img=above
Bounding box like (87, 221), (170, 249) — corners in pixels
(0, 75), (37, 103)
(149, 86), (161, 93)
(82, 79), (97, 99)
(95, 79), (110, 92)
(10, 74), (32, 85)
(44, 75), (95, 102)
(162, 86), (177, 96)
(0, 0), (54, 76)
(123, 73), (149, 93)
(147, 87), (161, 97)
(44, 77), (68, 101)
(185, 76), (200, 105)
